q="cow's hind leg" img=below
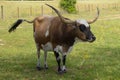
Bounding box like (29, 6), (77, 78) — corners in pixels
(54, 51), (63, 74)
(44, 51), (48, 69)
(36, 43), (41, 70)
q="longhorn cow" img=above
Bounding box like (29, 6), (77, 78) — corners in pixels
(9, 4), (99, 74)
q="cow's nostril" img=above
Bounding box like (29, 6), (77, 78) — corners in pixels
(92, 36), (96, 41)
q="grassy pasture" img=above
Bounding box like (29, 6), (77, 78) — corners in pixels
(0, 1), (120, 80)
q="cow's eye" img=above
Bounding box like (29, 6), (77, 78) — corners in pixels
(79, 25), (86, 32)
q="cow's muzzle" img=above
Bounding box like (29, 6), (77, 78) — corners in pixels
(87, 36), (96, 42)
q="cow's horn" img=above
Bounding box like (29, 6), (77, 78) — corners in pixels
(46, 4), (75, 24)
(87, 7), (99, 24)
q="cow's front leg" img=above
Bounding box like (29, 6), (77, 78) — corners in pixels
(62, 54), (67, 73)
(54, 51), (62, 73)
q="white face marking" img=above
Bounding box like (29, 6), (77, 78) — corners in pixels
(41, 42), (53, 51)
(54, 45), (63, 53)
(76, 19), (89, 27)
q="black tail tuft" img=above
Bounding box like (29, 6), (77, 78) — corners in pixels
(8, 19), (23, 33)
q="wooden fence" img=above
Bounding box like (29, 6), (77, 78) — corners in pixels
(76, 3), (120, 12)
(0, 5), (48, 20)
(0, 3), (120, 20)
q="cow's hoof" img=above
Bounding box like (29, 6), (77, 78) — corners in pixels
(44, 67), (48, 70)
(45, 67), (48, 69)
(44, 65), (48, 70)
(62, 69), (67, 73)
(36, 66), (42, 71)
(58, 70), (64, 74)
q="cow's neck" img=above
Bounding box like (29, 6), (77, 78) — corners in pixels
(61, 27), (76, 46)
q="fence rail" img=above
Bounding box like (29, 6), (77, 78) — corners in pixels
(0, 3), (120, 20)
(0, 5), (47, 20)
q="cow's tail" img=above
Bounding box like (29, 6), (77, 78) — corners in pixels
(8, 19), (33, 33)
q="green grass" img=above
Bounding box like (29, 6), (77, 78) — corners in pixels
(0, 19), (120, 80)
(0, 1), (120, 80)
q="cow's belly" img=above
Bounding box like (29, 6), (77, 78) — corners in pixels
(40, 42), (73, 55)
(41, 42), (53, 51)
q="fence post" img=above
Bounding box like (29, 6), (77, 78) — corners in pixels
(115, 3), (117, 9)
(88, 4), (90, 12)
(17, 7), (19, 18)
(1, 5), (4, 19)
(41, 5), (43, 16)
(30, 6), (32, 16)
(91, 4), (93, 11)
(77, 5), (80, 13)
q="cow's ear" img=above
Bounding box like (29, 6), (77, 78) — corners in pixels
(71, 22), (79, 29)
(68, 22), (77, 29)
(71, 22), (80, 29)
(75, 22), (79, 27)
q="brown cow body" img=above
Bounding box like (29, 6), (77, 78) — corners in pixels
(9, 4), (99, 74)
(34, 16), (76, 52)
(33, 16), (78, 72)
